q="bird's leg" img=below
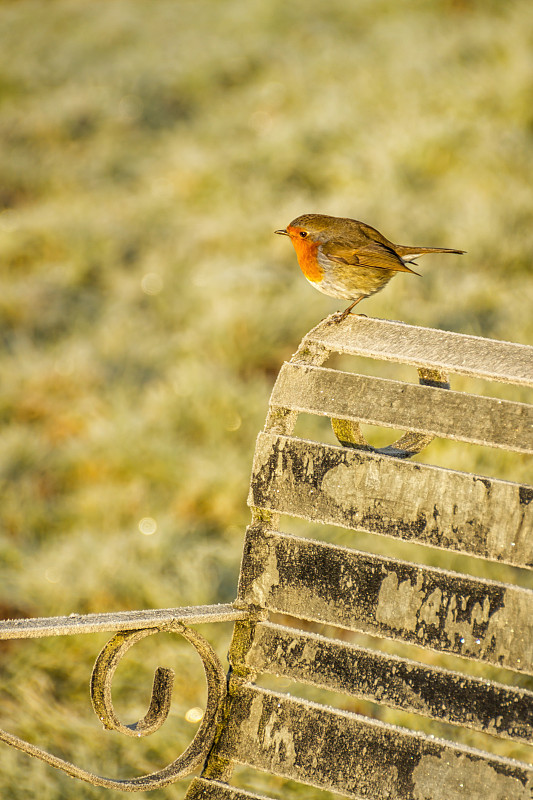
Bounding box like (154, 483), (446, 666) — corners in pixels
(330, 296), (366, 323)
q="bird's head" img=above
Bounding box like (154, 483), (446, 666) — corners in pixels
(275, 213), (340, 244)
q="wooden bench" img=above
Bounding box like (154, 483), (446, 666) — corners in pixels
(1, 316), (532, 799)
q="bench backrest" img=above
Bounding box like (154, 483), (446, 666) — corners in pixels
(188, 316), (533, 800)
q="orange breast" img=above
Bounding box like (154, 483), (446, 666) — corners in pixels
(289, 234), (323, 283)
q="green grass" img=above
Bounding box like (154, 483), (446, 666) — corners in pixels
(0, 0), (532, 797)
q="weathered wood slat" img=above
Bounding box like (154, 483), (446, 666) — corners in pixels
(303, 316), (533, 387)
(186, 778), (272, 800)
(238, 528), (533, 673)
(249, 433), (533, 569)
(214, 686), (533, 800)
(270, 363), (533, 453)
(243, 622), (533, 744)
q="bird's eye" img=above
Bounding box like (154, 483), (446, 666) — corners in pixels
(299, 231), (308, 238)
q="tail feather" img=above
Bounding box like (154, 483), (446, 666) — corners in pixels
(396, 244), (466, 261)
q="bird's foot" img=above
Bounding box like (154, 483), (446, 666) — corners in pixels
(326, 296), (367, 324)
(328, 310), (351, 324)
(327, 310), (367, 325)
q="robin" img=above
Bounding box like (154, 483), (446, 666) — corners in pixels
(275, 213), (465, 320)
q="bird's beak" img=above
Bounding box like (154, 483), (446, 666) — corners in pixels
(274, 228), (289, 236)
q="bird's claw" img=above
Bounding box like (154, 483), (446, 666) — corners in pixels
(326, 311), (367, 325)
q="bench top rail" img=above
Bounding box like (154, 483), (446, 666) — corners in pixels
(301, 316), (533, 387)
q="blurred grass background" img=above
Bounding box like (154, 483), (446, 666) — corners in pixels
(0, 0), (532, 797)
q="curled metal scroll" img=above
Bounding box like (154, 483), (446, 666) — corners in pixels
(332, 368), (450, 459)
(0, 621), (227, 791)
(91, 628), (175, 737)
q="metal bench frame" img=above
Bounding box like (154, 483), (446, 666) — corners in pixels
(1, 316), (532, 798)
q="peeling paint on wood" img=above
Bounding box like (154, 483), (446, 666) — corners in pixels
(186, 778), (272, 799)
(238, 528), (533, 673)
(243, 622), (533, 743)
(214, 686), (533, 800)
(249, 433), (533, 568)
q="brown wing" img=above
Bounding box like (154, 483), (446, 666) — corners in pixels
(322, 239), (421, 275)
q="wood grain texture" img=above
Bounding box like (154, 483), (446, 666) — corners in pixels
(303, 316), (533, 386)
(243, 622), (532, 744)
(249, 433), (533, 568)
(214, 686), (533, 800)
(238, 528), (533, 673)
(269, 363), (533, 453)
